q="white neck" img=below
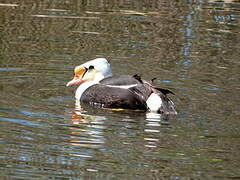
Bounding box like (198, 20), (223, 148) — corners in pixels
(94, 72), (105, 82)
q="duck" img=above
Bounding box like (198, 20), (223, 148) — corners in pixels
(66, 58), (177, 114)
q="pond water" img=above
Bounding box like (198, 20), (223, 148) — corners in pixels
(0, 0), (240, 179)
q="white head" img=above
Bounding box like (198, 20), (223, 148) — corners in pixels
(66, 58), (112, 86)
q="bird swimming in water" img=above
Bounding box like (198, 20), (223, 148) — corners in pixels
(66, 58), (177, 114)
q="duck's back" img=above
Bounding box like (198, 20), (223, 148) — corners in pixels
(100, 75), (141, 86)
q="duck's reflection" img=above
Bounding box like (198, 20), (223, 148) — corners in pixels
(67, 105), (175, 151)
(65, 105), (177, 173)
(66, 107), (107, 150)
(144, 112), (173, 148)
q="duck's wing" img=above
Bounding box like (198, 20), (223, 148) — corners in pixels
(80, 84), (148, 110)
(128, 83), (152, 101)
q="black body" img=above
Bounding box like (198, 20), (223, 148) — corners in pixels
(80, 75), (177, 114)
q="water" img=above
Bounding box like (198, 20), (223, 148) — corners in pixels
(0, 0), (240, 179)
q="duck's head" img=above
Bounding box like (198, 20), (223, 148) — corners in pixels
(66, 58), (112, 86)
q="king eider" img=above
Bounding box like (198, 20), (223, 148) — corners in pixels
(66, 58), (177, 114)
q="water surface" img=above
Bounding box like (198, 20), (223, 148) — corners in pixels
(0, 0), (240, 179)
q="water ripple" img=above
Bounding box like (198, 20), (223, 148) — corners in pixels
(0, 117), (41, 127)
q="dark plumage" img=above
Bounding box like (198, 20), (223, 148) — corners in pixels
(81, 74), (177, 114)
(81, 84), (147, 110)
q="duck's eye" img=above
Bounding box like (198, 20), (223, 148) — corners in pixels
(89, 65), (94, 70)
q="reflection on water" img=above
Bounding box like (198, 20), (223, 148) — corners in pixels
(0, 0), (240, 179)
(68, 109), (106, 149)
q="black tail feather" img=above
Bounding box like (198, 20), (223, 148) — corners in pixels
(155, 87), (175, 95)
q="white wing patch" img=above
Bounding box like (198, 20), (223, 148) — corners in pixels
(106, 84), (138, 89)
(146, 93), (162, 112)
